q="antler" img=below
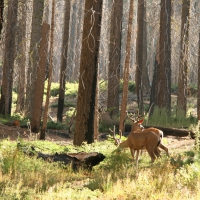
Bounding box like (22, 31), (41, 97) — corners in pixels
(109, 126), (121, 145)
(127, 110), (144, 122)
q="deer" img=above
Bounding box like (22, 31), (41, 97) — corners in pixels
(127, 112), (169, 156)
(110, 126), (161, 167)
(109, 111), (169, 167)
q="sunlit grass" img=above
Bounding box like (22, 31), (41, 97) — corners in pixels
(0, 135), (200, 199)
(146, 106), (197, 128)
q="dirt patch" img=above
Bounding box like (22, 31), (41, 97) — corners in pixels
(0, 123), (195, 153)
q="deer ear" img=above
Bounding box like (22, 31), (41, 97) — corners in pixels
(137, 119), (144, 124)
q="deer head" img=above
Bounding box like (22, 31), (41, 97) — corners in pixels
(127, 111), (145, 132)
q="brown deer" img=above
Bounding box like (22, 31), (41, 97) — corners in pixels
(110, 126), (161, 167)
(110, 112), (169, 167)
(127, 112), (169, 156)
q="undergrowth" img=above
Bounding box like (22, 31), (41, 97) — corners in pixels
(0, 136), (200, 200)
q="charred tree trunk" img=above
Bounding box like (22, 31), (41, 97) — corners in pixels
(73, 0), (102, 145)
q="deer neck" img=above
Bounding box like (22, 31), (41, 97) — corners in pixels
(118, 140), (129, 149)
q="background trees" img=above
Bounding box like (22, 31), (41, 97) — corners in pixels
(0, 0), (200, 145)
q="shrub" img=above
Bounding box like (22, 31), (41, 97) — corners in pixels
(65, 82), (78, 98)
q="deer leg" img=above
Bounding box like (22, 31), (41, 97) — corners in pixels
(130, 148), (135, 161)
(146, 146), (156, 163)
(135, 150), (140, 168)
(159, 143), (169, 156)
(154, 146), (161, 158)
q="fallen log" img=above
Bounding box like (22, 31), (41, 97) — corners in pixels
(24, 146), (105, 170)
(114, 124), (196, 139)
(36, 151), (105, 170)
(144, 125), (196, 139)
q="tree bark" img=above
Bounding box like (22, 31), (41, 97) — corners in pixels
(135, 0), (145, 114)
(40, 0), (55, 140)
(31, 22), (50, 133)
(25, 0), (44, 118)
(197, 32), (200, 120)
(154, 0), (171, 114)
(177, 0), (190, 117)
(0, 0), (4, 38)
(0, 0), (18, 115)
(141, 1), (150, 96)
(57, 0), (71, 122)
(15, 0), (27, 114)
(73, 0), (102, 145)
(119, 0), (134, 134)
(107, 0), (123, 118)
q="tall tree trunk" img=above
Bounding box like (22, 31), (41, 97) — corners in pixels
(177, 0), (190, 117)
(31, 22), (50, 133)
(154, 0), (171, 115)
(73, 0), (85, 80)
(197, 32), (200, 120)
(0, 0), (18, 115)
(57, 0), (71, 122)
(119, 0), (134, 134)
(73, 0), (102, 145)
(107, 0), (123, 119)
(0, 0), (4, 38)
(25, 0), (44, 118)
(15, 0), (27, 114)
(141, 1), (150, 96)
(135, 0), (145, 114)
(40, 0), (55, 140)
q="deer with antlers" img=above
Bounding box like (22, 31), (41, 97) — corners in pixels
(127, 112), (169, 156)
(110, 111), (169, 167)
(110, 126), (161, 167)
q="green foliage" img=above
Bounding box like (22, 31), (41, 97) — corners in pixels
(128, 80), (136, 93)
(49, 82), (60, 97)
(65, 82), (78, 98)
(98, 121), (112, 132)
(147, 106), (197, 128)
(65, 107), (75, 118)
(47, 121), (68, 130)
(44, 82), (78, 98)
(51, 100), (76, 108)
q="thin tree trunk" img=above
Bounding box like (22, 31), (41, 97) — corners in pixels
(0, 0), (18, 115)
(135, 0), (145, 114)
(31, 22), (50, 133)
(40, 0), (55, 140)
(25, 0), (44, 118)
(119, 0), (134, 134)
(57, 0), (71, 122)
(177, 0), (190, 117)
(0, 0), (4, 38)
(142, 1), (150, 96)
(15, 0), (27, 114)
(107, 0), (123, 118)
(197, 32), (200, 120)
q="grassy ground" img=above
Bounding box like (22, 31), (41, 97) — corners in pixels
(3, 82), (199, 199)
(0, 136), (199, 200)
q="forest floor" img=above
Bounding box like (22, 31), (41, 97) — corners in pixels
(0, 122), (195, 154)
(0, 95), (196, 153)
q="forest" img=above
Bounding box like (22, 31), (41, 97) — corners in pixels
(0, 0), (200, 199)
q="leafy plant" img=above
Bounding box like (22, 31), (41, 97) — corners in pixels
(47, 121), (68, 130)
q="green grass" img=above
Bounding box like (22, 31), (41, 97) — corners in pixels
(0, 137), (200, 200)
(146, 106), (197, 128)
